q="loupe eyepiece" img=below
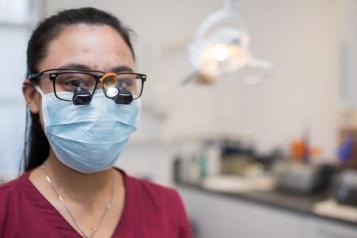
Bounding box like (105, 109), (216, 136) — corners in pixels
(72, 87), (92, 106)
(101, 72), (133, 105)
(113, 88), (133, 105)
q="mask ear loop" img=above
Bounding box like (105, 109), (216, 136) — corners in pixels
(34, 85), (45, 97)
(32, 85), (49, 131)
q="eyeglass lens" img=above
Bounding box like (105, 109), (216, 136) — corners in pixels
(53, 72), (143, 100)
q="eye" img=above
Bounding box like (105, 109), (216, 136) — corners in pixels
(68, 79), (81, 86)
(60, 78), (84, 87)
(57, 74), (93, 87)
(119, 76), (135, 85)
(118, 80), (130, 90)
(56, 76), (91, 92)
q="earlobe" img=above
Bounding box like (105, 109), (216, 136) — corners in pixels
(22, 80), (40, 114)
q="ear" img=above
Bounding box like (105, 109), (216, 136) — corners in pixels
(22, 80), (41, 114)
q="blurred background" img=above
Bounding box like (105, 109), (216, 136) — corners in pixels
(1, 0), (357, 237)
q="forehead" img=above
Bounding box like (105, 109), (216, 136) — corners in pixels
(37, 24), (135, 72)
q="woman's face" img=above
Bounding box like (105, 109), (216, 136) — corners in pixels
(24, 23), (135, 115)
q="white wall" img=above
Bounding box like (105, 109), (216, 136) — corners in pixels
(0, 0), (43, 179)
(43, 0), (343, 182)
(46, 0), (340, 157)
(338, 0), (357, 108)
(0, 27), (30, 179)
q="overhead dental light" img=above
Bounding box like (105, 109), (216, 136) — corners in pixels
(186, 0), (272, 85)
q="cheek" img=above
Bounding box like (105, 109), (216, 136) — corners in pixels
(36, 94), (45, 129)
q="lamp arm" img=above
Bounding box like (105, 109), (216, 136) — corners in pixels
(194, 0), (242, 43)
(223, 0), (241, 14)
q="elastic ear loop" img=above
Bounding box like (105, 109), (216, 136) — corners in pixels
(33, 85), (49, 128)
(34, 85), (45, 97)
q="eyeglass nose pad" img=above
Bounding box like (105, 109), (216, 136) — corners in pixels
(100, 72), (133, 104)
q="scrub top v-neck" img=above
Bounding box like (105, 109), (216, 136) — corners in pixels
(0, 169), (192, 238)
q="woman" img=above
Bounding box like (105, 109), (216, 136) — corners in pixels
(0, 7), (192, 238)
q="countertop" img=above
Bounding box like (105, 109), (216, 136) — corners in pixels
(177, 180), (357, 228)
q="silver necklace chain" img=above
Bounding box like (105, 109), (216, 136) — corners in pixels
(42, 163), (114, 238)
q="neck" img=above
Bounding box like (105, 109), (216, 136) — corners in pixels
(44, 149), (117, 203)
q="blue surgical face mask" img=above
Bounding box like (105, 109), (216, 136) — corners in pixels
(36, 88), (141, 173)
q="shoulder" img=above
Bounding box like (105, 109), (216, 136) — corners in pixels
(124, 172), (188, 217)
(0, 174), (28, 207)
(125, 174), (193, 237)
(0, 182), (13, 207)
(125, 173), (182, 207)
(0, 175), (23, 201)
(0, 175), (27, 227)
(0, 173), (31, 210)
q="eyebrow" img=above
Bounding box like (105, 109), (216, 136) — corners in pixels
(56, 63), (133, 73)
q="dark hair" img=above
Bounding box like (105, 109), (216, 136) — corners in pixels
(23, 7), (135, 172)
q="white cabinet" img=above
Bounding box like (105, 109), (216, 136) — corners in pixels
(179, 188), (304, 238)
(303, 218), (357, 238)
(178, 187), (357, 238)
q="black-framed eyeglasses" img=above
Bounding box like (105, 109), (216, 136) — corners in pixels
(28, 69), (147, 105)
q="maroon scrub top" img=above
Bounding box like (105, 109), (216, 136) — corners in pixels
(0, 169), (193, 238)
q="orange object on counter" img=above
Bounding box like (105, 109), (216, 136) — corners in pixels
(291, 139), (320, 161)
